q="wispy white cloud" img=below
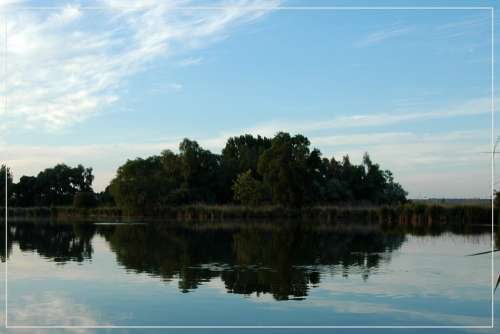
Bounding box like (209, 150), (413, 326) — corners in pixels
(356, 26), (412, 47)
(0, 0), (23, 8)
(151, 82), (184, 93)
(1, 95), (493, 196)
(240, 96), (493, 137)
(0, 0), (280, 131)
(168, 82), (183, 90)
(1, 131), (490, 198)
(1, 132), (491, 199)
(178, 56), (204, 66)
(434, 16), (491, 40)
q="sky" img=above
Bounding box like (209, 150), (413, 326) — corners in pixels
(0, 0), (498, 198)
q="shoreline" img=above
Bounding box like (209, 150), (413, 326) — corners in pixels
(1, 204), (494, 227)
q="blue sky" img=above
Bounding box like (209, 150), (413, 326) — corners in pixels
(0, 0), (498, 198)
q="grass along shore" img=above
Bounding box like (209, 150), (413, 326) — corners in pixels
(0, 203), (494, 227)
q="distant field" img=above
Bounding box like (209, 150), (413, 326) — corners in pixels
(412, 198), (491, 207)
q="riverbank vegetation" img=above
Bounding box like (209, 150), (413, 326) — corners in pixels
(1, 132), (407, 212)
(2, 203), (493, 227)
(0, 132), (492, 226)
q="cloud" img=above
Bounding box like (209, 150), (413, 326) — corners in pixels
(356, 26), (412, 47)
(0, 0), (23, 8)
(238, 96), (493, 137)
(151, 82), (184, 93)
(178, 56), (204, 66)
(0, 0), (280, 131)
(4, 292), (111, 330)
(168, 82), (183, 90)
(436, 17), (490, 31)
(1, 96), (493, 196)
(1, 131), (490, 198)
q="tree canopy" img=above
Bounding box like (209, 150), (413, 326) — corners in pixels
(3, 132), (408, 210)
(107, 132), (407, 211)
(3, 164), (95, 207)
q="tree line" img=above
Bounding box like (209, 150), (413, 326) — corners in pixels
(1, 164), (97, 207)
(1, 132), (407, 212)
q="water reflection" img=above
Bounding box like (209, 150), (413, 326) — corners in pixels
(0, 221), (493, 301)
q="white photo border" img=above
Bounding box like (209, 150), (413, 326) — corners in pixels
(2, 5), (495, 329)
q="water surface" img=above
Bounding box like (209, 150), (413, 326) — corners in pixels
(0, 221), (497, 331)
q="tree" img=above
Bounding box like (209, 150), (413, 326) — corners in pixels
(34, 164), (94, 206)
(109, 156), (172, 214)
(321, 157), (351, 203)
(362, 153), (386, 203)
(96, 186), (115, 207)
(232, 170), (266, 206)
(338, 155), (366, 201)
(179, 139), (223, 203)
(381, 170), (407, 204)
(5, 133), (408, 211)
(12, 176), (37, 207)
(0, 165), (13, 206)
(257, 132), (321, 207)
(222, 134), (272, 177)
(222, 134), (272, 202)
(73, 192), (97, 208)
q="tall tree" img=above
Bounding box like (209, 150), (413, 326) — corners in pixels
(0, 165), (13, 206)
(12, 176), (37, 207)
(362, 153), (386, 203)
(257, 132), (320, 207)
(222, 134), (272, 201)
(381, 170), (408, 204)
(222, 134), (272, 176)
(232, 170), (267, 206)
(34, 164), (94, 206)
(109, 156), (171, 214)
(179, 139), (223, 203)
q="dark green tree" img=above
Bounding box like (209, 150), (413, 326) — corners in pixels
(0, 165), (13, 206)
(109, 156), (172, 214)
(73, 192), (97, 208)
(222, 134), (272, 176)
(96, 185), (116, 206)
(257, 132), (321, 207)
(222, 134), (272, 201)
(232, 170), (267, 206)
(12, 176), (37, 207)
(381, 170), (407, 204)
(10, 133), (407, 211)
(362, 153), (387, 203)
(179, 139), (223, 203)
(34, 164), (94, 206)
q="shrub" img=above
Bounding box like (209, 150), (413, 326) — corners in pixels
(73, 192), (97, 208)
(232, 170), (266, 206)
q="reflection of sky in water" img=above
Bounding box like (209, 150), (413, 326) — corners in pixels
(0, 226), (498, 333)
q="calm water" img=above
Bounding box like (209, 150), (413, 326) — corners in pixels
(0, 221), (498, 333)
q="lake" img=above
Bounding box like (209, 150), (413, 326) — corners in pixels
(0, 221), (498, 333)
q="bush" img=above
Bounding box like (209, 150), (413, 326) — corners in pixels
(232, 170), (266, 206)
(73, 192), (97, 208)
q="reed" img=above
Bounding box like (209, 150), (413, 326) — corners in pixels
(0, 203), (494, 227)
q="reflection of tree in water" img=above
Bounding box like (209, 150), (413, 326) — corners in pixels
(4, 221), (492, 300)
(100, 225), (234, 292)
(0, 222), (13, 262)
(3, 222), (95, 263)
(226, 226), (404, 300)
(104, 223), (406, 300)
